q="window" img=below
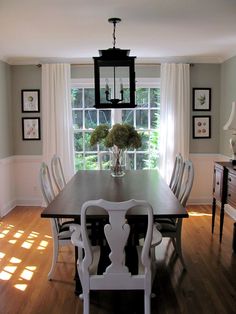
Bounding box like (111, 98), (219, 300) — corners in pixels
(71, 79), (160, 171)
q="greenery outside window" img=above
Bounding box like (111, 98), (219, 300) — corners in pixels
(71, 79), (160, 171)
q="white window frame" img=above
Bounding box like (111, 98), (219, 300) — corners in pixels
(71, 78), (160, 170)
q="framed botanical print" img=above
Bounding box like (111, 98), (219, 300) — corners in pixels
(22, 117), (41, 140)
(193, 88), (211, 111)
(193, 115), (211, 139)
(21, 89), (40, 112)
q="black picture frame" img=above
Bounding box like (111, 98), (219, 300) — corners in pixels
(193, 115), (211, 139)
(21, 89), (40, 113)
(193, 88), (211, 111)
(22, 117), (41, 140)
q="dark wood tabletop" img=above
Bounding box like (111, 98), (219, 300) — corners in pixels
(41, 170), (188, 219)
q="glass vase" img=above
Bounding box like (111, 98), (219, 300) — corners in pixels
(110, 146), (125, 177)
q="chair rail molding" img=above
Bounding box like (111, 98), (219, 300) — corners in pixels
(0, 153), (232, 217)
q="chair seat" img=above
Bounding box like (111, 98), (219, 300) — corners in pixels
(155, 222), (177, 233)
(154, 217), (176, 226)
(151, 227), (162, 247)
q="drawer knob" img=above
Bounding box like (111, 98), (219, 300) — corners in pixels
(228, 193), (231, 197)
(229, 177), (232, 182)
(216, 182), (219, 185)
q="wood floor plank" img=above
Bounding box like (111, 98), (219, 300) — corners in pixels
(0, 205), (236, 313)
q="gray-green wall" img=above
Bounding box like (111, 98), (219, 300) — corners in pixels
(71, 64), (160, 79)
(0, 61), (228, 157)
(190, 64), (221, 153)
(220, 55), (236, 157)
(0, 61), (13, 158)
(11, 65), (42, 155)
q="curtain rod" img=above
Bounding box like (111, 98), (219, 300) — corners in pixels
(37, 63), (194, 67)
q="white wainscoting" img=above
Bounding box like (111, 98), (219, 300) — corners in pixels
(0, 156), (16, 217)
(0, 153), (231, 217)
(189, 153), (229, 205)
(0, 155), (42, 217)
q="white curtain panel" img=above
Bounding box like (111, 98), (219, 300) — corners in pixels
(159, 63), (190, 183)
(42, 64), (74, 181)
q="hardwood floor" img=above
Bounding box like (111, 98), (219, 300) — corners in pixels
(0, 205), (236, 314)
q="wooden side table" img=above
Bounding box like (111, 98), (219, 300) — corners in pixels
(212, 161), (236, 242)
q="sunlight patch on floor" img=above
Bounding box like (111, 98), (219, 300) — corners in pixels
(14, 283), (28, 291)
(188, 211), (212, 217)
(0, 221), (50, 292)
(0, 252), (6, 259)
(10, 257), (22, 263)
(0, 271), (12, 280)
(14, 230), (24, 238)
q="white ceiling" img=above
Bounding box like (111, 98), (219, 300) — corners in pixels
(1, 0), (236, 65)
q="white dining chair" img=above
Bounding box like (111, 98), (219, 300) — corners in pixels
(156, 160), (194, 269)
(51, 154), (66, 192)
(39, 162), (73, 280)
(70, 199), (162, 314)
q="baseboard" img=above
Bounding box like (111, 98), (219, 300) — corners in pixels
(15, 198), (43, 207)
(188, 197), (212, 205)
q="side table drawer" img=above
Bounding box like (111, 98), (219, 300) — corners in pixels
(227, 187), (236, 208)
(228, 173), (236, 186)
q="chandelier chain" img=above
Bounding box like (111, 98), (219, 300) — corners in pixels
(112, 21), (117, 48)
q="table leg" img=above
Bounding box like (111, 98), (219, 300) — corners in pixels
(212, 197), (216, 234)
(74, 247), (82, 295)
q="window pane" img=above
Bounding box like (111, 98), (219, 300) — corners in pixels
(74, 132), (83, 151)
(123, 88), (130, 103)
(150, 88), (160, 108)
(84, 88), (95, 108)
(99, 152), (111, 170)
(136, 153), (149, 170)
(136, 110), (148, 128)
(71, 88), (82, 108)
(100, 88), (110, 104)
(136, 88), (148, 108)
(84, 154), (98, 170)
(99, 110), (111, 126)
(149, 130), (159, 150)
(85, 110), (97, 129)
(151, 110), (158, 128)
(122, 110), (134, 125)
(75, 153), (84, 170)
(73, 110), (83, 129)
(84, 132), (96, 151)
(127, 153), (134, 170)
(137, 132), (149, 151)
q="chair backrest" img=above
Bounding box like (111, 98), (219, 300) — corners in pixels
(178, 160), (194, 207)
(71, 199), (153, 286)
(39, 162), (63, 234)
(39, 162), (55, 205)
(169, 153), (183, 193)
(51, 154), (66, 191)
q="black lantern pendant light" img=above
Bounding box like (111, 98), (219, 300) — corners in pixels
(93, 18), (136, 108)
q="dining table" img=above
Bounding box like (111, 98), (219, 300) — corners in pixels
(41, 169), (188, 294)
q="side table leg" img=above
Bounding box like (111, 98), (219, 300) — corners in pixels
(219, 204), (225, 243)
(212, 197), (216, 234)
